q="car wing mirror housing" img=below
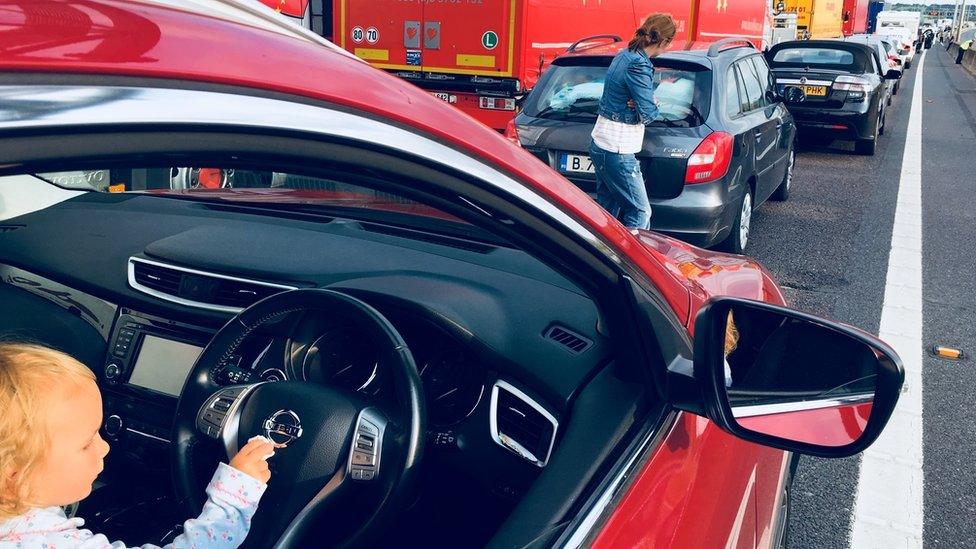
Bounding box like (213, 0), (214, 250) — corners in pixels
(666, 297), (904, 458)
(885, 69), (902, 79)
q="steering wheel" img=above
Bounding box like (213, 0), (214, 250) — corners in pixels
(172, 289), (426, 548)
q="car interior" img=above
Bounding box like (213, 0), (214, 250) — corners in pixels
(0, 155), (683, 547)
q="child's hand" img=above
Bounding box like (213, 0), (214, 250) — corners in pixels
(228, 436), (275, 484)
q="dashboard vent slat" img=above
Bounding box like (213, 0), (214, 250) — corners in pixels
(490, 381), (558, 467)
(543, 325), (593, 355)
(128, 258), (296, 313)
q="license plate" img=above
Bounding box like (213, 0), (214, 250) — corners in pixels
(560, 153), (595, 174)
(800, 85), (828, 96)
(431, 92), (457, 104)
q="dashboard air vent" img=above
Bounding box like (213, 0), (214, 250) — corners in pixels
(490, 381), (558, 467)
(128, 257), (295, 313)
(543, 325), (592, 355)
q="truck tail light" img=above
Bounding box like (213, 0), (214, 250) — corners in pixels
(504, 118), (521, 146)
(685, 132), (733, 185)
(480, 96), (516, 111)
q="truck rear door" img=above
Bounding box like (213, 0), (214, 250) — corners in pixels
(336, 0), (422, 70)
(421, 0), (515, 78)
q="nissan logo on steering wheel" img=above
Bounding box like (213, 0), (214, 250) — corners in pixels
(264, 409), (303, 446)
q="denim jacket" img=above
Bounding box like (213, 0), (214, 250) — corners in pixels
(597, 49), (659, 126)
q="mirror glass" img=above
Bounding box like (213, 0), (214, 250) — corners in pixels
(722, 305), (879, 447)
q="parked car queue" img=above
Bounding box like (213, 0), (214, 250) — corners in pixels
(508, 32), (909, 253)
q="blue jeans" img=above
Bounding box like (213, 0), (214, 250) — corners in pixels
(588, 140), (651, 229)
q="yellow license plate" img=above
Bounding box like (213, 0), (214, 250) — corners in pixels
(801, 85), (828, 96)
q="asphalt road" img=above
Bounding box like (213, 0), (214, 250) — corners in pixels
(743, 47), (976, 547)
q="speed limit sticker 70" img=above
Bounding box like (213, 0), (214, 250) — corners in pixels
(351, 26), (364, 43)
(365, 27), (379, 44)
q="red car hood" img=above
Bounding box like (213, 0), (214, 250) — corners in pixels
(635, 231), (787, 334)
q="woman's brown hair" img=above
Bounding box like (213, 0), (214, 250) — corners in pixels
(628, 13), (677, 51)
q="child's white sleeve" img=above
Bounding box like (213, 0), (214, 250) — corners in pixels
(47, 462), (265, 549)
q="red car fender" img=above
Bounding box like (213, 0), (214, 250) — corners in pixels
(592, 233), (791, 549)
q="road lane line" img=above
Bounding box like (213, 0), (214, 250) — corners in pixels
(849, 51), (925, 549)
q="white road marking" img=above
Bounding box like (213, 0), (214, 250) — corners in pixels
(849, 51), (925, 549)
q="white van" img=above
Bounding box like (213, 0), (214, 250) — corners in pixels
(875, 11), (920, 67)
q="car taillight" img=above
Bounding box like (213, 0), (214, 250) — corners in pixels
(834, 75), (871, 92)
(504, 118), (521, 147)
(685, 132), (733, 185)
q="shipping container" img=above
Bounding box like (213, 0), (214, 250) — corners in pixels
(784, 0), (844, 38)
(260, 0), (771, 130)
(842, 0), (869, 35)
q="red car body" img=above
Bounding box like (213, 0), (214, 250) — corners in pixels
(0, 2), (791, 546)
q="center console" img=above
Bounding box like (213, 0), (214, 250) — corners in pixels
(100, 308), (214, 460)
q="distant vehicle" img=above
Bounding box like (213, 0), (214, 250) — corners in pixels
(866, 0), (886, 33)
(843, 34), (902, 101)
(876, 26), (917, 68)
(842, 0), (870, 36)
(784, 0), (845, 38)
(767, 39), (900, 155)
(772, 12), (800, 46)
(510, 38), (797, 253)
(322, 0), (773, 131)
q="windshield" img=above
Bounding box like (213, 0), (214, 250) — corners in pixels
(31, 168), (507, 245)
(524, 62), (708, 126)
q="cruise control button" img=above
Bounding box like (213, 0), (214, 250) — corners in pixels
(350, 468), (364, 480)
(358, 469), (375, 480)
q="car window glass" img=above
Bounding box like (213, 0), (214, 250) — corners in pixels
(32, 168), (483, 230)
(525, 63), (708, 126)
(750, 56), (773, 99)
(771, 47), (856, 65)
(725, 67), (742, 117)
(737, 60), (765, 111)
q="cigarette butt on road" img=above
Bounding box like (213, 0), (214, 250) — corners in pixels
(932, 346), (964, 359)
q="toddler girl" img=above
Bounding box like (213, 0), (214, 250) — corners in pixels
(0, 343), (274, 548)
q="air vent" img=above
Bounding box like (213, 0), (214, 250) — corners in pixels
(490, 381), (558, 467)
(128, 257), (295, 313)
(544, 325), (593, 355)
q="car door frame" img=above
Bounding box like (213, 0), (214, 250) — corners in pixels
(735, 54), (783, 204)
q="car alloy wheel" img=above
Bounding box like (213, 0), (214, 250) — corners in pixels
(773, 150), (794, 201)
(738, 191), (752, 249)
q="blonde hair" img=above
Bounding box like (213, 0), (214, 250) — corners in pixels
(724, 312), (739, 356)
(629, 13), (678, 51)
(0, 343), (95, 520)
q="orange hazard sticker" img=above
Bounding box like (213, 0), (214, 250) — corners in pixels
(107, 184), (126, 193)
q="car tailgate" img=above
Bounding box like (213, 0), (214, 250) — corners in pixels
(518, 118), (713, 199)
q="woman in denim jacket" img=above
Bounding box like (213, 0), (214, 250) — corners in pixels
(589, 14), (676, 229)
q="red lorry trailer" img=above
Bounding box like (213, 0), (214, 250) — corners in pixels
(329, 0), (769, 131)
(842, 0), (869, 35)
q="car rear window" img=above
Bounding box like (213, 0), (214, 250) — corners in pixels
(523, 61), (709, 127)
(771, 48), (855, 65)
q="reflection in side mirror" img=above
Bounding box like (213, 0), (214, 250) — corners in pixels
(724, 308), (878, 447)
(684, 297), (904, 458)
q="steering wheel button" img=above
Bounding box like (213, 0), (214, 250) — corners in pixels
(358, 420), (379, 436)
(352, 451), (375, 466)
(358, 469), (375, 481)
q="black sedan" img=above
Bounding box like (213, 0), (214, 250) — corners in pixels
(766, 40), (900, 155)
(510, 37), (797, 254)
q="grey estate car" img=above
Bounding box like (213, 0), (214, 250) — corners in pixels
(511, 36), (797, 254)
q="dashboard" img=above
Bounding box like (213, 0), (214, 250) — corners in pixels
(0, 191), (612, 494)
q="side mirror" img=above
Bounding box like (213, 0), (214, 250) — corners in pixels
(667, 297), (903, 457)
(884, 69), (902, 79)
(783, 86), (807, 103)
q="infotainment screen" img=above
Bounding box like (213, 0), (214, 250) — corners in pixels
(128, 335), (204, 397)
